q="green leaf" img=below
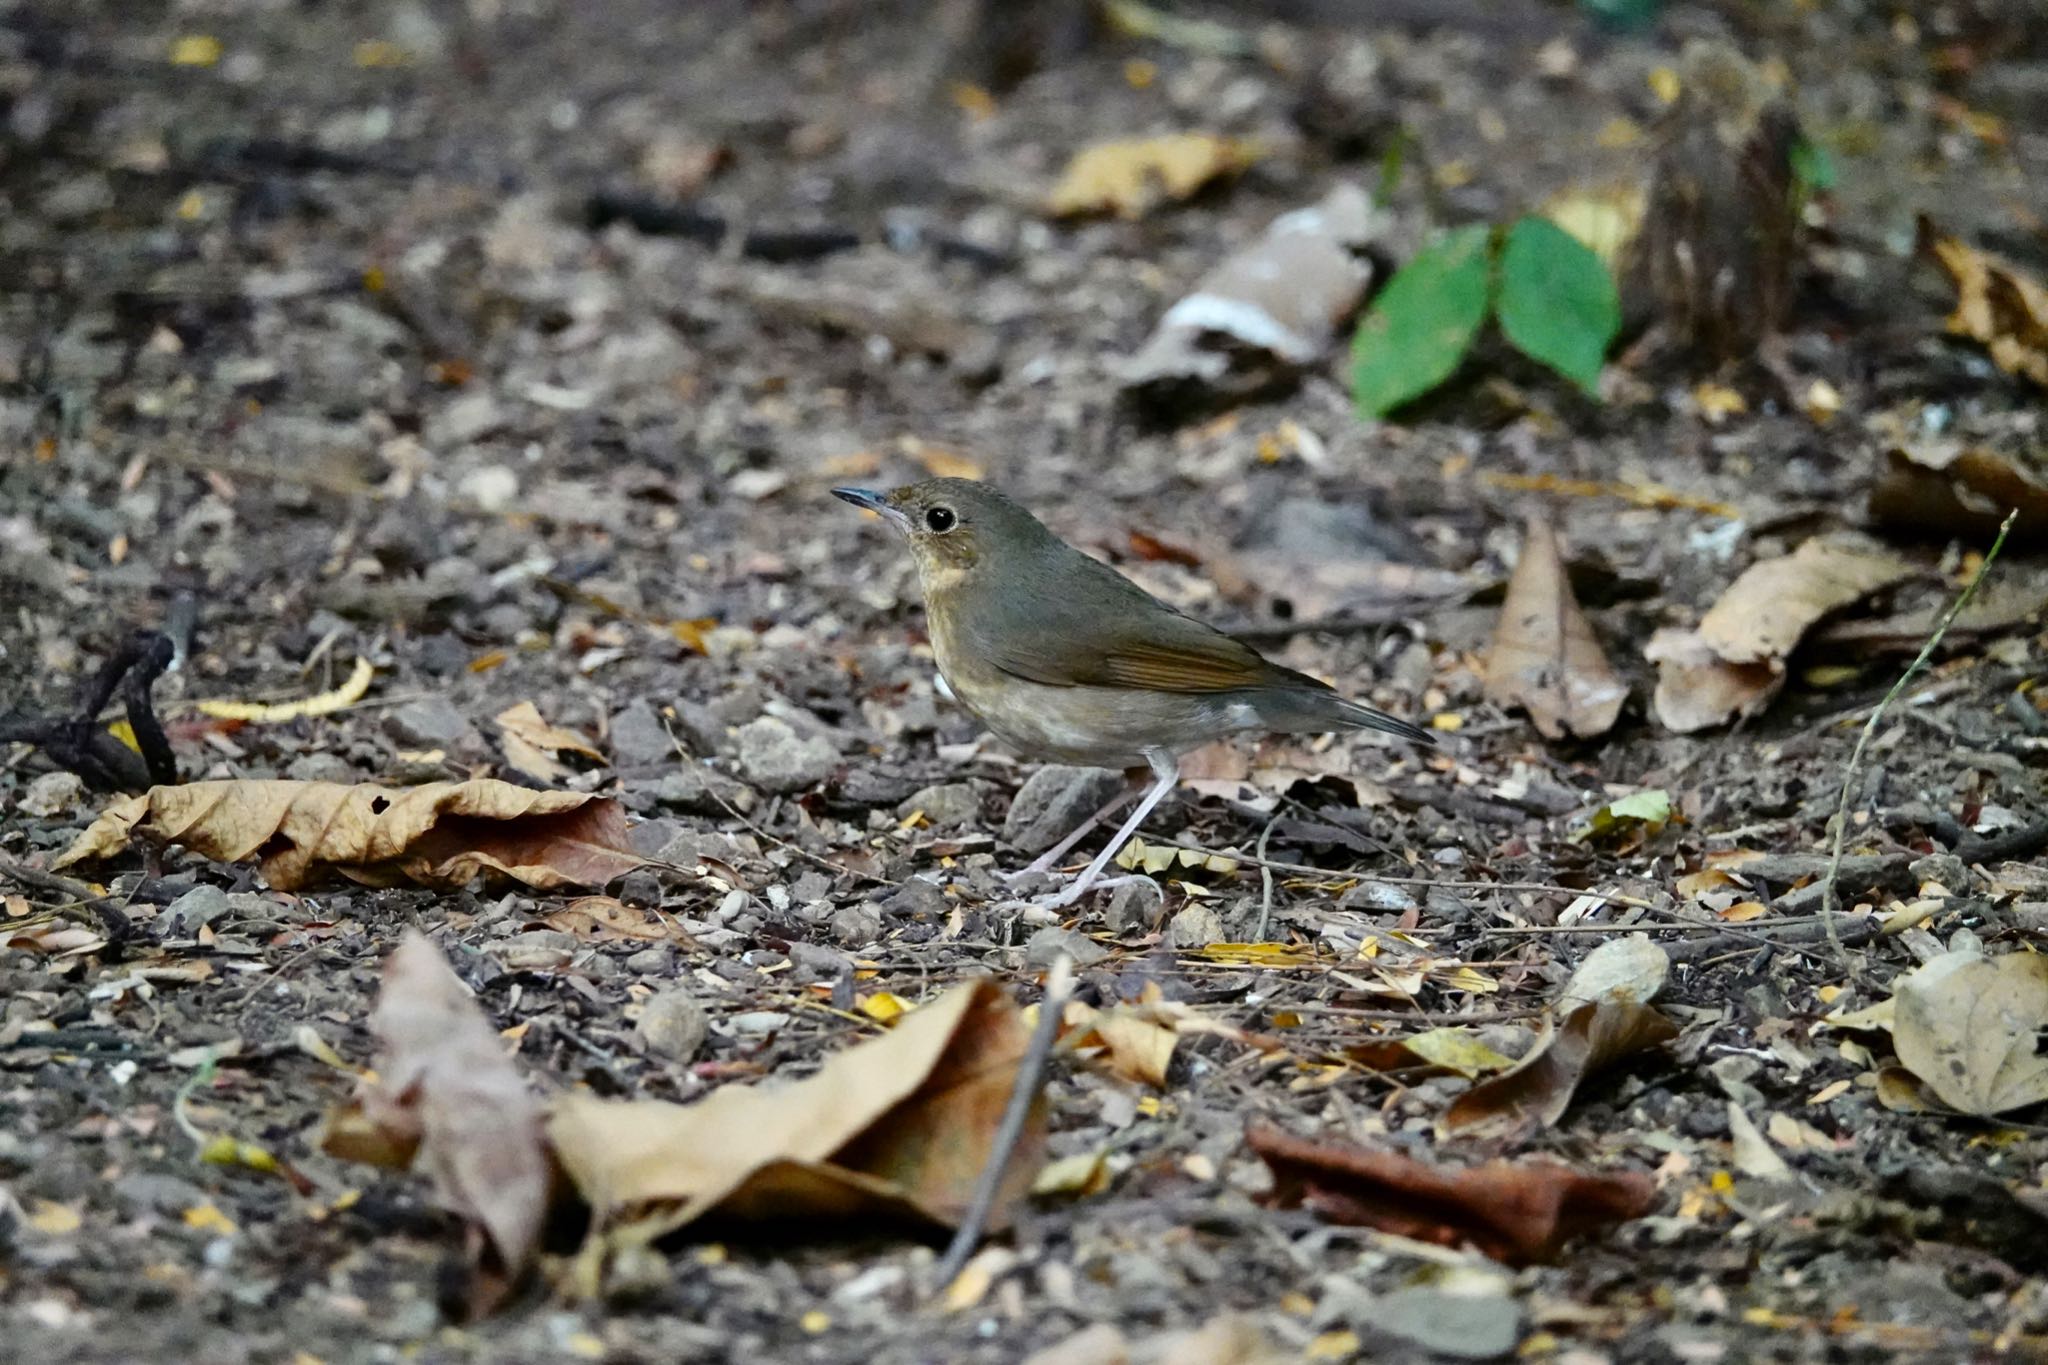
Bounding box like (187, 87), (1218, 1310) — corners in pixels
(1572, 789), (1672, 844)
(1496, 215), (1619, 398)
(1351, 223), (1493, 419)
(1578, 0), (1663, 30)
(1790, 136), (1836, 195)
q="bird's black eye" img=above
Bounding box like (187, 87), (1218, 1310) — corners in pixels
(924, 505), (957, 533)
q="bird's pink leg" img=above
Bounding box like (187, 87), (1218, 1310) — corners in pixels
(1042, 751), (1177, 908)
(1007, 782), (1139, 879)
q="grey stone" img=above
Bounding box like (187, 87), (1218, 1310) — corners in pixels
(383, 696), (472, 748)
(160, 885), (233, 937)
(897, 782), (981, 829)
(1104, 880), (1165, 935)
(609, 698), (675, 769)
(615, 870), (664, 907)
(830, 902), (882, 946)
(647, 765), (744, 815)
(284, 751), (356, 783)
(1003, 766), (1125, 854)
(1167, 903), (1225, 950)
(114, 1171), (212, 1215)
(1909, 852), (1969, 892)
(628, 818), (687, 858)
(634, 986), (708, 1061)
(735, 716), (836, 793)
(1369, 1288), (1521, 1360)
(622, 946), (672, 976)
(1024, 925), (1109, 968)
(17, 771), (84, 818)
(790, 941), (851, 981)
(879, 879), (949, 921)
(665, 699), (729, 757)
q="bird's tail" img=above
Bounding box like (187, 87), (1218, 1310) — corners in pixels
(1251, 688), (1437, 746)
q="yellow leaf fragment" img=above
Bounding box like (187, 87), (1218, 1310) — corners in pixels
(1046, 133), (1256, 219)
(195, 658), (375, 723)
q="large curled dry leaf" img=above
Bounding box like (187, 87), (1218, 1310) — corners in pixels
(1870, 441), (2048, 544)
(1646, 536), (1914, 732)
(1046, 132), (1256, 219)
(1248, 1122), (1656, 1267)
(1891, 948), (2048, 1117)
(321, 932), (550, 1317)
(547, 979), (1039, 1250)
(1441, 999), (1678, 1136)
(1921, 217), (2048, 390)
(1482, 515), (1626, 740)
(1699, 537), (1916, 664)
(55, 779), (642, 891)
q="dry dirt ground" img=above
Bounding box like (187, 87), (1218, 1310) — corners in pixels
(5, 1), (2048, 1362)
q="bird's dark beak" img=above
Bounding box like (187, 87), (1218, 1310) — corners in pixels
(832, 486), (910, 530)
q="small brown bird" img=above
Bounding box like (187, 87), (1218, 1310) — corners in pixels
(836, 479), (1430, 904)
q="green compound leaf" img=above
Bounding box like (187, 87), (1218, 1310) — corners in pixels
(1496, 215), (1619, 398)
(1351, 223), (1493, 419)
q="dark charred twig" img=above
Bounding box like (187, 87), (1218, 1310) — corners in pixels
(0, 854), (138, 945)
(931, 953), (1072, 1298)
(1820, 511), (2013, 974)
(0, 605), (189, 789)
(1956, 817), (2048, 868)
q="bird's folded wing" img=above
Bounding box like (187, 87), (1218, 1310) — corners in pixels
(974, 609), (1304, 695)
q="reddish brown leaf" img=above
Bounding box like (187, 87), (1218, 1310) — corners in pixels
(1247, 1121), (1656, 1266)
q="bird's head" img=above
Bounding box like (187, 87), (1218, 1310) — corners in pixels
(832, 478), (1052, 597)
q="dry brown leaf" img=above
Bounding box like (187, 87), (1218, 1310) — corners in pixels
(1046, 133), (1256, 219)
(1482, 515), (1626, 740)
(1248, 1122), (1657, 1266)
(495, 701), (604, 784)
(1870, 442), (2048, 543)
(1441, 999), (1678, 1136)
(1643, 626), (1781, 732)
(56, 779), (643, 891)
(1922, 218), (2048, 389)
(540, 896), (691, 945)
(1699, 537), (1915, 664)
(1646, 536), (1914, 733)
(1891, 948), (2048, 1117)
(547, 979), (1039, 1249)
(1065, 1001), (1180, 1088)
(321, 932), (551, 1317)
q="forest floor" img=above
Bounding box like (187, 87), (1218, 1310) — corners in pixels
(5, 1), (2048, 1361)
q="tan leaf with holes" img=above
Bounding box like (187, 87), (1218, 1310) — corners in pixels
(55, 779), (642, 891)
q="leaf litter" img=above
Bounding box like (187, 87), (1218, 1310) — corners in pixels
(56, 778), (644, 890)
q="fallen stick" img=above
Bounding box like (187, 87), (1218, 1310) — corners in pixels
(930, 953), (1073, 1298)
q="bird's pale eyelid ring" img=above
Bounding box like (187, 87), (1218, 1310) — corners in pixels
(924, 505), (958, 533)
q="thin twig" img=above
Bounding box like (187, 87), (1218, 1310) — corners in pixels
(1143, 839), (1663, 911)
(1819, 510), (2014, 974)
(1252, 813), (1280, 942)
(932, 954), (1073, 1297)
